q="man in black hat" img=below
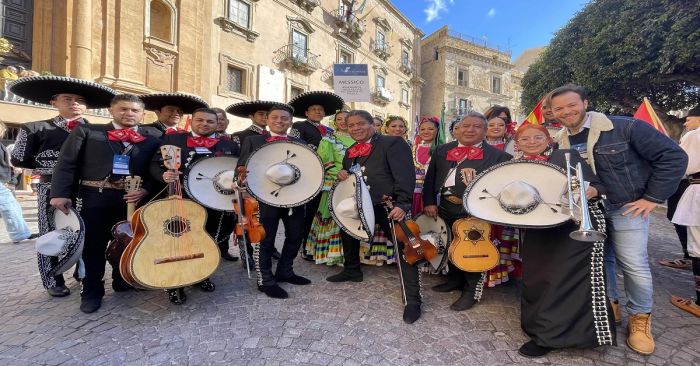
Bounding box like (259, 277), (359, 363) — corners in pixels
(289, 91), (344, 258)
(10, 76), (117, 298)
(139, 93), (209, 138)
(326, 110), (426, 324)
(423, 112), (511, 312)
(152, 107), (241, 304)
(237, 104), (311, 299)
(229, 101), (278, 146)
(49, 94), (161, 313)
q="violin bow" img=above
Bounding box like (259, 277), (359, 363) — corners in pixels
(234, 171), (251, 279)
(383, 197), (408, 306)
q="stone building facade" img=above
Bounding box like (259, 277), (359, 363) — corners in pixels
(420, 26), (522, 122)
(1, 0), (423, 132)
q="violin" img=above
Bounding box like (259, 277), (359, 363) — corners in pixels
(234, 167), (265, 243)
(382, 196), (437, 265)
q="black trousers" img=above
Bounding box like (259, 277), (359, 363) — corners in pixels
(79, 187), (128, 299)
(667, 179), (690, 259)
(257, 205), (305, 286)
(301, 194), (322, 254)
(204, 209), (235, 255)
(439, 202), (484, 294)
(340, 204), (422, 305)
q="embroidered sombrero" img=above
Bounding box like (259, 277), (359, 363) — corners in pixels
(288, 91), (344, 118)
(184, 155), (240, 212)
(8, 76), (117, 108)
(244, 140), (324, 208)
(329, 167), (375, 241)
(139, 93), (209, 114)
(463, 160), (572, 228)
(35, 207), (86, 277)
(414, 214), (451, 274)
(226, 100), (293, 117)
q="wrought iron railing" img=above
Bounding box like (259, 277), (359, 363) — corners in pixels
(273, 45), (321, 73)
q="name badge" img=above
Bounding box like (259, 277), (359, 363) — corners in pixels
(112, 155), (131, 175)
(194, 147), (211, 154)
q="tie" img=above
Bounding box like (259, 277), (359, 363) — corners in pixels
(522, 155), (549, 162)
(316, 125), (328, 137)
(187, 136), (219, 148)
(446, 146), (483, 161)
(66, 120), (81, 130)
(347, 142), (372, 158)
(266, 136), (289, 142)
(107, 129), (145, 144)
(165, 128), (186, 135)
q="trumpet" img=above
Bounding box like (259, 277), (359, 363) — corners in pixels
(564, 153), (607, 243)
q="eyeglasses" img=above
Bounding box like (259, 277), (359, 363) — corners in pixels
(516, 135), (547, 143)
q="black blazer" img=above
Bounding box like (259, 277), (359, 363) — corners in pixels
(50, 123), (161, 199)
(342, 134), (415, 213)
(139, 121), (169, 139)
(423, 141), (512, 207)
(290, 120), (323, 148)
(231, 125), (266, 145)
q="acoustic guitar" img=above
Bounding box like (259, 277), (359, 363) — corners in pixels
(120, 145), (221, 289)
(105, 176), (141, 269)
(448, 217), (499, 272)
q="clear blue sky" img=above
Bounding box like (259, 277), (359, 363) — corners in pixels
(390, 0), (589, 60)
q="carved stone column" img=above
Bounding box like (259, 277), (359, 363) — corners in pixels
(70, 0), (93, 79)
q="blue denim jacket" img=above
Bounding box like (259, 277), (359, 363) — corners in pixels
(557, 113), (688, 210)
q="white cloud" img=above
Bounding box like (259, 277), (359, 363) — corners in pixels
(424, 0), (455, 22)
(487, 8), (496, 18)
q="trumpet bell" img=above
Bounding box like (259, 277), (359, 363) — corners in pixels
(570, 230), (607, 243)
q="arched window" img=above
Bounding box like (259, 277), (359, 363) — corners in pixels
(149, 0), (173, 43)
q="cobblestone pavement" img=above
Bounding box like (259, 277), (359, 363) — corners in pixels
(1, 192), (699, 365)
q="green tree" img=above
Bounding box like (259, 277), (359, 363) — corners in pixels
(521, 0), (700, 138)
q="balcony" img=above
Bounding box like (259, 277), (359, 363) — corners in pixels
(398, 59), (413, 76)
(372, 42), (392, 61)
(273, 45), (320, 75)
(291, 0), (319, 12)
(331, 9), (365, 41)
(372, 86), (393, 105)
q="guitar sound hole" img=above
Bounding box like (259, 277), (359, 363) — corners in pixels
(467, 230), (482, 241)
(163, 216), (191, 237)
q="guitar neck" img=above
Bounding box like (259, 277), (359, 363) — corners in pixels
(127, 202), (136, 223)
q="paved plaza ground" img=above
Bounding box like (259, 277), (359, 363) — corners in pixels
(1, 192), (699, 365)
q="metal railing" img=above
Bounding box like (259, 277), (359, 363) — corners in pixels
(447, 30), (511, 56)
(273, 45), (321, 72)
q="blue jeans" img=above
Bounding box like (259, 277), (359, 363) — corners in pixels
(0, 183), (31, 241)
(605, 207), (653, 314)
(604, 242), (619, 301)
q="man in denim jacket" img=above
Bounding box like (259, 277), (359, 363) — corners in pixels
(550, 84), (688, 355)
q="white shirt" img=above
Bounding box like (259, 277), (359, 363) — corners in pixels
(269, 131), (288, 137)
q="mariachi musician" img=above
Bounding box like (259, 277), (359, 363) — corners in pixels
(49, 94), (161, 313)
(150, 107), (240, 304)
(9, 76), (117, 298)
(326, 110), (424, 324)
(139, 93), (208, 138)
(289, 91), (345, 259)
(422, 112), (511, 311)
(237, 104), (313, 299)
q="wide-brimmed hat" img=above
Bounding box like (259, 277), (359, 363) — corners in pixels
(244, 140), (324, 207)
(184, 156), (240, 212)
(35, 207), (85, 276)
(8, 76), (117, 108)
(329, 169), (375, 240)
(463, 160), (571, 228)
(226, 100), (293, 117)
(288, 91), (344, 118)
(414, 214), (451, 273)
(139, 93), (209, 114)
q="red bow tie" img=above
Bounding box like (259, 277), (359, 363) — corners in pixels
(187, 136), (218, 148)
(348, 142), (372, 158)
(165, 127), (186, 135)
(107, 129), (145, 144)
(446, 146), (483, 161)
(522, 155), (549, 162)
(266, 135), (289, 142)
(316, 125), (329, 137)
(66, 120), (81, 130)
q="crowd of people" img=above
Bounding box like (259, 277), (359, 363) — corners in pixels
(2, 75), (698, 359)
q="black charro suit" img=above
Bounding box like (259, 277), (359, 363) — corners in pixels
(50, 123), (161, 300)
(236, 134), (306, 287)
(139, 121), (169, 138)
(149, 132), (240, 256)
(337, 133), (423, 305)
(422, 141), (512, 298)
(231, 124), (267, 146)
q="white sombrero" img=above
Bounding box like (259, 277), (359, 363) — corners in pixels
(463, 160), (571, 228)
(35, 207), (85, 276)
(414, 214), (451, 274)
(329, 169), (375, 240)
(184, 156), (239, 212)
(245, 140), (324, 207)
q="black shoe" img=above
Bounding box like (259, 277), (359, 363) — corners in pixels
(166, 288), (186, 305)
(47, 285), (71, 297)
(276, 274), (311, 285)
(432, 281), (464, 293)
(518, 340), (552, 358)
(241, 257), (255, 271)
(198, 279), (216, 292)
(258, 284), (288, 299)
(450, 291), (477, 311)
(80, 296), (102, 313)
(111, 279), (134, 292)
(403, 303), (422, 324)
(221, 252), (239, 262)
(326, 270), (363, 283)
(272, 249), (282, 260)
(301, 254), (315, 262)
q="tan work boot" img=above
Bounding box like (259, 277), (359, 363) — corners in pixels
(627, 313), (655, 355)
(610, 299), (621, 324)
